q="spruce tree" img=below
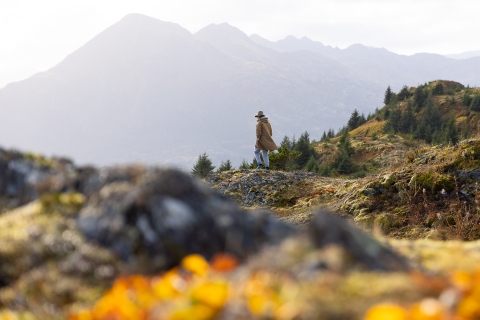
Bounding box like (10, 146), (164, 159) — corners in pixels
(414, 93), (443, 144)
(413, 85), (427, 110)
(338, 130), (354, 156)
(347, 109), (361, 130)
(359, 113), (367, 126)
(397, 85), (411, 100)
(191, 153), (215, 178)
(470, 95), (480, 111)
(217, 160), (233, 172)
(295, 131), (312, 167)
(321, 131), (328, 142)
(280, 135), (293, 149)
(462, 91), (472, 107)
(384, 86), (393, 105)
(239, 159), (251, 170)
(305, 156), (319, 173)
(333, 149), (356, 174)
(444, 116), (459, 145)
(332, 131), (355, 174)
(383, 108), (402, 133)
(327, 128), (335, 138)
(432, 82), (444, 95)
(399, 103), (416, 134)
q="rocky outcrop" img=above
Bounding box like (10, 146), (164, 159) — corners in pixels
(0, 149), (76, 210)
(206, 169), (320, 207)
(78, 167), (297, 270)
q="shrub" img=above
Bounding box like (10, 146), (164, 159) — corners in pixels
(269, 146), (301, 171)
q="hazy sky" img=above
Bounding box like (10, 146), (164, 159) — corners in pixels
(1, 0), (480, 88)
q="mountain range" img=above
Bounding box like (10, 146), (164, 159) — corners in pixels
(1, 13), (480, 168)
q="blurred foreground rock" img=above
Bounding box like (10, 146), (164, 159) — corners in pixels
(78, 167), (296, 271)
(0, 149), (412, 318)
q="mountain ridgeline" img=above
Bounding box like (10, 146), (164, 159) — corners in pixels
(1, 14), (480, 168)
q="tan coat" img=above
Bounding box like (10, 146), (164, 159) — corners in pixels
(256, 118), (278, 151)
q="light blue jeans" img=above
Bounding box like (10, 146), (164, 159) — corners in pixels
(254, 148), (269, 167)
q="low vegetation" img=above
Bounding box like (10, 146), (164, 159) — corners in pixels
(6, 80), (480, 319)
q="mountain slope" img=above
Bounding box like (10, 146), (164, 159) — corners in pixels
(250, 35), (480, 89)
(0, 15), (384, 167)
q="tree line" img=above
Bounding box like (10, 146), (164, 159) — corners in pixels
(192, 81), (479, 178)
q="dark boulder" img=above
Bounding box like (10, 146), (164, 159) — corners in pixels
(78, 167), (297, 271)
(308, 209), (410, 272)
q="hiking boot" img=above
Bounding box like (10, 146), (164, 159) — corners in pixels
(256, 164), (264, 169)
(265, 166), (270, 171)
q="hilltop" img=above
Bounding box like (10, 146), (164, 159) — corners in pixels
(207, 80), (480, 240)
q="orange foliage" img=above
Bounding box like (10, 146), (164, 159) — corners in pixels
(70, 254), (236, 320)
(365, 269), (480, 320)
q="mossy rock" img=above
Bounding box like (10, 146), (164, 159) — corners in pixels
(410, 172), (455, 193)
(374, 214), (393, 233)
(382, 174), (397, 188)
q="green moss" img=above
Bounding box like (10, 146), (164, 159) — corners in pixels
(374, 214), (392, 233)
(411, 172), (455, 193)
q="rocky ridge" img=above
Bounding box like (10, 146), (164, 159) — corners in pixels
(206, 137), (480, 241)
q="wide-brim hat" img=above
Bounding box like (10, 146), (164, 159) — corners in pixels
(255, 111), (265, 117)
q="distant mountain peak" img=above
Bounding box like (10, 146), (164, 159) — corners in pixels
(195, 22), (250, 41)
(113, 13), (192, 37)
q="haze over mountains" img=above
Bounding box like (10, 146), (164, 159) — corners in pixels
(1, 13), (480, 168)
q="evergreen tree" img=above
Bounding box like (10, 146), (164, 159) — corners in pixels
(327, 128), (335, 138)
(317, 163), (332, 177)
(463, 121), (472, 139)
(191, 153), (215, 178)
(217, 160), (233, 172)
(332, 131), (356, 174)
(347, 109), (361, 130)
(291, 135), (297, 150)
(320, 131), (328, 142)
(338, 130), (354, 156)
(333, 149), (356, 174)
(383, 107), (391, 120)
(239, 158), (251, 170)
(295, 131), (312, 167)
(431, 129), (444, 145)
(432, 82), (444, 95)
(462, 91), (472, 107)
(413, 86), (427, 110)
(280, 135), (293, 149)
(384, 86), (393, 105)
(444, 116), (459, 145)
(359, 113), (367, 126)
(383, 107), (402, 133)
(414, 93), (443, 144)
(305, 156), (319, 173)
(397, 85), (411, 100)
(470, 95), (480, 111)
(399, 103), (416, 134)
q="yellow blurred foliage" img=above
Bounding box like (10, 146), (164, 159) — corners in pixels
(70, 254), (230, 320)
(366, 269), (480, 320)
(365, 303), (408, 320)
